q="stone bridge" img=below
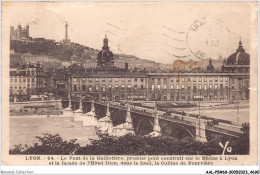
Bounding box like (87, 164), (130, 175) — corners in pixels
(61, 97), (243, 143)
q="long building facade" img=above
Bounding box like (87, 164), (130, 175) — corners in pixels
(68, 37), (250, 102)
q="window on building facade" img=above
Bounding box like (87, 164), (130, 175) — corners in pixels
(171, 79), (174, 83)
(96, 85), (99, 90)
(188, 84), (191, 90)
(114, 78), (118, 82)
(220, 77), (223, 82)
(204, 84), (207, 89)
(82, 85), (86, 91)
(193, 78), (196, 82)
(232, 85), (234, 89)
(158, 78), (161, 82)
(89, 86), (92, 91)
(102, 78), (106, 82)
(141, 78), (144, 82)
(215, 77), (218, 82)
(199, 84), (202, 89)
(134, 85), (137, 89)
(122, 84), (125, 88)
(225, 78), (228, 82)
(182, 78), (185, 82)
(199, 78), (202, 82)
(210, 77), (213, 82)
(95, 78), (99, 82)
(193, 85), (196, 90)
(74, 85), (77, 91)
(176, 78), (179, 82)
(128, 84), (131, 88)
(82, 78), (86, 82)
(215, 84), (218, 89)
(181, 84), (185, 89)
(209, 84), (212, 89)
(135, 78), (137, 82)
(176, 85), (179, 89)
(108, 84), (112, 88)
(188, 78), (191, 82)
(204, 78), (207, 82)
(225, 85), (228, 89)
(109, 78), (112, 82)
(157, 85), (161, 90)
(128, 78), (131, 82)
(23, 79), (26, 82)
(102, 85), (106, 91)
(220, 84), (223, 89)
(89, 78), (92, 82)
(122, 78), (125, 82)
(170, 84), (174, 89)
(164, 85), (167, 89)
(141, 85), (144, 90)
(152, 85), (155, 90)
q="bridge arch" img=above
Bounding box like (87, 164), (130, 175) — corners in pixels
(161, 122), (195, 139)
(136, 118), (154, 134)
(110, 107), (127, 126)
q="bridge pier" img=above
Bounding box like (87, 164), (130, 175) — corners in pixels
(150, 104), (161, 137)
(98, 102), (113, 133)
(195, 118), (207, 142)
(110, 103), (134, 136)
(74, 98), (83, 116)
(56, 99), (62, 110)
(73, 99), (97, 126)
(85, 100), (98, 126)
(124, 103), (134, 132)
(63, 93), (73, 117)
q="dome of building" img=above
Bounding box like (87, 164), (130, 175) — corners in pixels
(97, 49), (113, 60)
(97, 35), (114, 69)
(227, 40), (250, 65)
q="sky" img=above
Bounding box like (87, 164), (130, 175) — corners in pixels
(3, 1), (257, 64)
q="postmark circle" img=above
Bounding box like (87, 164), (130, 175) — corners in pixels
(186, 17), (230, 60)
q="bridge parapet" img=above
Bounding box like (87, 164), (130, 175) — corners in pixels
(86, 101), (242, 141)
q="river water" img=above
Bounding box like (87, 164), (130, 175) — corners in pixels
(9, 115), (97, 149)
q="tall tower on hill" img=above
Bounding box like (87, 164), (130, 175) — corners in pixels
(63, 22), (70, 44)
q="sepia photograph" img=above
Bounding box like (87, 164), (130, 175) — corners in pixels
(1, 1), (258, 168)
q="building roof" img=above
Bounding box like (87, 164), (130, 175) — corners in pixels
(227, 40), (250, 65)
(71, 69), (147, 78)
(10, 70), (26, 76)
